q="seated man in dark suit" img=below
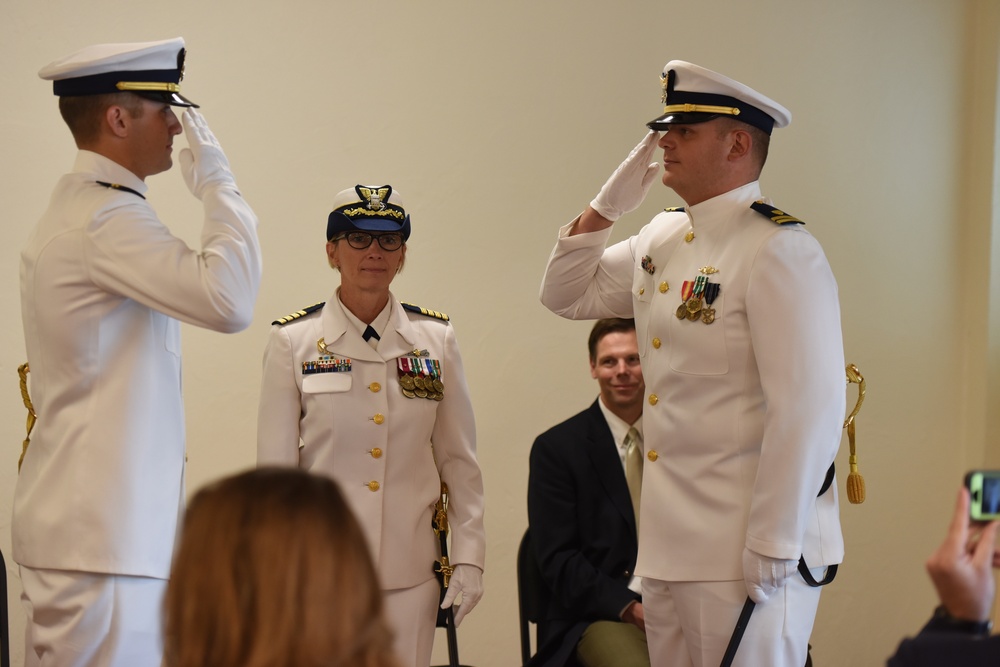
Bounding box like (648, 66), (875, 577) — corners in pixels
(887, 485), (999, 666)
(527, 318), (650, 667)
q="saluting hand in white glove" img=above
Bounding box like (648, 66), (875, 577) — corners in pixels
(179, 109), (237, 200)
(440, 564), (483, 627)
(589, 130), (661, 222)
(742, 547), (797, 604)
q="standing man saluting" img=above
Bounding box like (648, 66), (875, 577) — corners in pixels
(15, 38), (262, 667)
(540, 60), (845, 667)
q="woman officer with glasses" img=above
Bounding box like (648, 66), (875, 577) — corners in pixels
(256, 185), (486, 667)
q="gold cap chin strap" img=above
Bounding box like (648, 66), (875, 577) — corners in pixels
(115, 81), (181, 93)
(844, 363), (866, 504)
(661, 103), (741, 117)
(18, 363), (35, 472)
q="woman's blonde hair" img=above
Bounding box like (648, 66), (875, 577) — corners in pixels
(164, 467), (399, 667)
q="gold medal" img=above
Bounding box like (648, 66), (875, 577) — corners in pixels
(686, 308), (700, 321)
(701, 307), (716, 324)
(676, 303), (688, 319)
(415, 388), (428, 399)
(433, 392), (444, 401)
(413, 376), (426, 391)
(402, 388), (416, 399)
(432, 379), (444, 393)
(399, 375), (416, 391)
(685, 297), (702, 315)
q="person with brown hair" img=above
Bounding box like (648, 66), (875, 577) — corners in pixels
(15, 37), (261, 667)
(528, 318), (650, 667)
(540, 60), (845, 667)
(257, 184), (486, 667)
(164, 467), (400, 667)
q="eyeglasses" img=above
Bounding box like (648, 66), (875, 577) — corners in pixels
(335, 231), (404, 251)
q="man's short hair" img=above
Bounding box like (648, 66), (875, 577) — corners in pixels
(588, 318), (637, 363)
(58, 92), (144, 146)
(717, 117), (770, 175)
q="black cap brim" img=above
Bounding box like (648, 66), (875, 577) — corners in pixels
(134, 90), (199, 108)
(327, 213), (411, 242)
(646, 111), (720, 131)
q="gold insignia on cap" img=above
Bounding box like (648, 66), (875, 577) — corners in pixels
(358, 186), (390, 211)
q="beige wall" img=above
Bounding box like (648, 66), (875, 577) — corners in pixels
(1, 1), (999, 665)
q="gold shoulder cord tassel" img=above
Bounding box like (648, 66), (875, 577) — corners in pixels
(18, 362), (36, 472)
(844, 363), (866, 504)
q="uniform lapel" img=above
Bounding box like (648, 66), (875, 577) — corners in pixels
(319, 293), (383, 363)
(377, 296), (420, 361)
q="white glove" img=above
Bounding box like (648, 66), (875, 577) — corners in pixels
(179, 109), (236, 200)
(742, 547), (797, 604)
(440, 564), (483, 627)
(589, 130), (661, 222)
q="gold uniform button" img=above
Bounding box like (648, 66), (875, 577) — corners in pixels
(652, 338), (661, 349)
(638, 287), (645, 296)
(369, 448), (383, 459)
(369, 382), (381, 392)
(366, 480), (381, 492)
(373, 413), (385, 425)
(648, 394), (659, 405)
(647, 450), (659, 462)
(659, 281), (669, 293)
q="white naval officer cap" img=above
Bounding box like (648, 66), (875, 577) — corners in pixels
(38, 37), (198, 107)
(646, 60), (789, 135)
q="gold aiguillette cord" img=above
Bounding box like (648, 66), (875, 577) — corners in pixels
(18, 362), (36, 472)
(844, 363), (866, 504)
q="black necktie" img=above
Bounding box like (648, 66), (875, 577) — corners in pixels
(362, 325), (380, 342)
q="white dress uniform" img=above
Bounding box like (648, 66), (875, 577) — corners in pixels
(540, 181), (845, 667)
(257, 290), (486, 666)
(15, 149), (261, 664)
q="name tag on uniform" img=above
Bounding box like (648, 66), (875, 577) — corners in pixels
(303, 373), (352, 394)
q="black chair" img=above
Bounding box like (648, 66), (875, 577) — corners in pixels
(517, 529), (550, 666)
(1, 546), (10, 667)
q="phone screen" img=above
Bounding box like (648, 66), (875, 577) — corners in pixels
(966, 470), (1000, 521)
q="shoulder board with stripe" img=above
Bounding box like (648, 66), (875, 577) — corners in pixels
(96, 181), (146, 200)
(272, 302), (325, 326)
(663, 206), (686, 213)
(750, 201), (805, 225)
(401, 302), (450, 321)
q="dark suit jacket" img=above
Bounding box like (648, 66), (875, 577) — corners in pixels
(526, 399), (640, 667)
(886, 616), (1000, 666)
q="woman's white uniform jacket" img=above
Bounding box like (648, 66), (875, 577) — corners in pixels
(257, 292), (486, 590)
(540, 181), (845, 582)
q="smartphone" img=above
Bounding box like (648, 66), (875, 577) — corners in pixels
(964, 470), (1000, 521)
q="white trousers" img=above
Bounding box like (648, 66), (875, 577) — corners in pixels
(642, 571), (823, 667)
(383, 577), (441, 667)
(20, 566), (166, 667)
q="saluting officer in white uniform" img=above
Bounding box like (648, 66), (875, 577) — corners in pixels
(540, 61), (846, 667)
(257, 185), (486, 667)
(15, 38), (262, 667)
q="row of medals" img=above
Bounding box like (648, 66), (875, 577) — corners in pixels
(398, 356), (444, 401)
(676, 274), (721, 325)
